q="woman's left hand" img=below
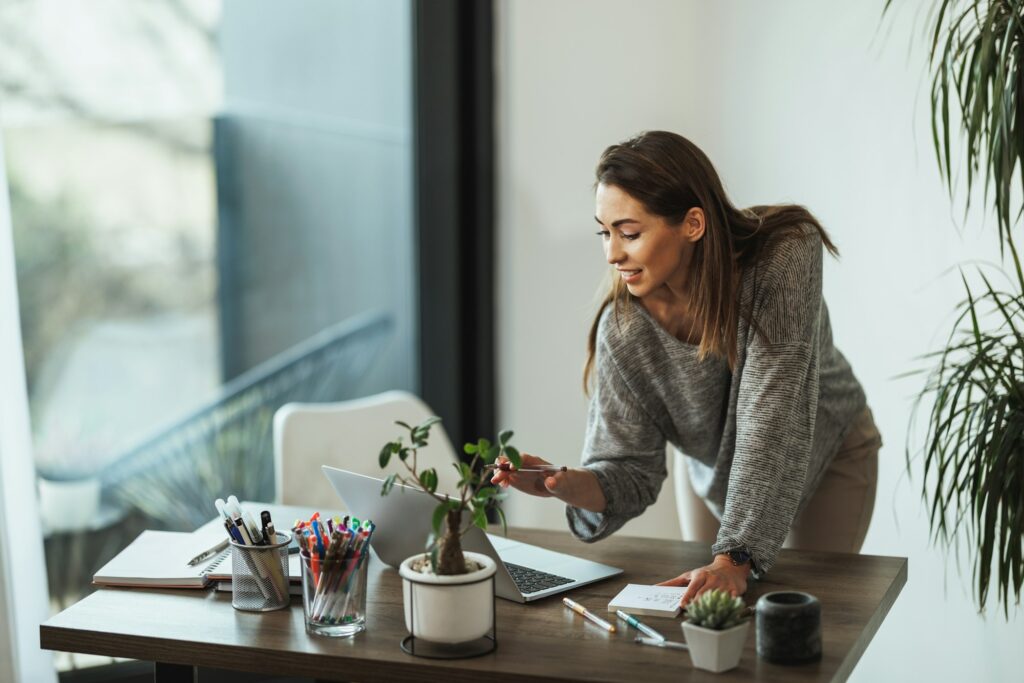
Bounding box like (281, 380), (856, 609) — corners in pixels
(656, 554), (749, 606)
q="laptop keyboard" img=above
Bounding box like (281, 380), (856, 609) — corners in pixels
(504, 562), (574, 594)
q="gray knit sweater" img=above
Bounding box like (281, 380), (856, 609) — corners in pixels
(566, 228), (866, 574)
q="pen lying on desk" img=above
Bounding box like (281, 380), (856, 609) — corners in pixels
(563, 597), (617, 633)
(635, 637), (689, 650)
(187, 538), (229, 567)
(483, 463), (568, 473)
(616, 610), (666, 641)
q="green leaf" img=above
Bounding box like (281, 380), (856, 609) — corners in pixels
(455, 461), (473, 487)
(431, 504), (447, 536)
(381, 473), (397, 496)
(505, 446), (522, 469)
(475, 486), (499, 499)
(477, 438), (491, 454)
(498, 429), (513, 446)
(419, 468), (438, 494)
(464, 442), (478, 454)
(494, 505), (508, 537)
(378, 443), (392, 468)
(472, 504), (488, 531)
(395, 420), (413, 431)
(398, 447), (411, 462)
(484, 445), (500, 463)
(418, 416), (443, 431)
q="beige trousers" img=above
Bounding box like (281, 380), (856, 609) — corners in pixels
(676, 407), (882, 554)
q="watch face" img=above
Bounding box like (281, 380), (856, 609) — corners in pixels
(729, 550), (751, 565)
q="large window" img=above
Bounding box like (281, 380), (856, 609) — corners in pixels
(1, 0), (416, 673)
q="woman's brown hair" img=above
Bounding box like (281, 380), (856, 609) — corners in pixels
(583, 131), (838, 392)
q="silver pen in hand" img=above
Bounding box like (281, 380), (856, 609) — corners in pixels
(484, 463), (568, 473)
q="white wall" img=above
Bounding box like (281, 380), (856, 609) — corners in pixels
(0, 130), (56, 681)
(496, 1), (1022, 680)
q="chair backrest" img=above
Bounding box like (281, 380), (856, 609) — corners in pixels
(274, 390), (461, 509)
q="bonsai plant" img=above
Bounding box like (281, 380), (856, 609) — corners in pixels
(378, 416), (519, 574)
(378, 416), (520, 650)
(885, 0), (1024, 615)
(681, 589), (749, 673)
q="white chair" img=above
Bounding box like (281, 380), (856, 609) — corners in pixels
(273, 390), (462, 509)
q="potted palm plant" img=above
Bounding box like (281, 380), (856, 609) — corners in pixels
(885, 0), (1024, 616)
(680, 589), (750, 673)
(378, 416), (519, 653)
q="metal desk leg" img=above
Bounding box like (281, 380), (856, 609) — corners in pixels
(154, 662), (195, 683)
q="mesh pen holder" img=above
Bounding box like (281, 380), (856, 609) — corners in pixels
(230, 532), (291, 612)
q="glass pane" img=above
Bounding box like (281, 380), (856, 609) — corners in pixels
(1, 0), (414, 672)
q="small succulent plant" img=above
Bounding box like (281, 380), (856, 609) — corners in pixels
(685, 589), (747, 630)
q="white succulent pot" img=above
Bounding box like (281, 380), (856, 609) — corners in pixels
(399, 551), (496, 644)
(681, 620), (750, 673)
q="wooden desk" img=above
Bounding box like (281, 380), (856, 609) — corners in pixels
(40, 527), (906, 682)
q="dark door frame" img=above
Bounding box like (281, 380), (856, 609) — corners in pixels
(414, 0), (495, 448)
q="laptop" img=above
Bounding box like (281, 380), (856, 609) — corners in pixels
(321, 466), (622, 603)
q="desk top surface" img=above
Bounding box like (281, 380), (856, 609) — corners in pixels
(41, 514), (906, 683)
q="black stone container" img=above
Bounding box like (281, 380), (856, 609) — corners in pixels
(755, 591), (822, 664)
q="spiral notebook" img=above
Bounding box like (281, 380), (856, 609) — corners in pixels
(92, 529), (230, 589)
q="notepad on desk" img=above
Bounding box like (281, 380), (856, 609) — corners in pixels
(92, 530), (230, 589)
(607, 584), (686, 617)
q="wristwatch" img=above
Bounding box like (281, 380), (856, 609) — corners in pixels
(725, 549), (752, 567)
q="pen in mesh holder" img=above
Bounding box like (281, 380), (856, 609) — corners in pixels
(230, 531), (291, 612)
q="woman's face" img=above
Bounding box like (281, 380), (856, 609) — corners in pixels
(594, 183), (703, 300)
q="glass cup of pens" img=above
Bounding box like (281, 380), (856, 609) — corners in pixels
(297, 514), (375, 637)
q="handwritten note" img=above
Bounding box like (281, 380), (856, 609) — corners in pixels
(607, 584), (685, 617)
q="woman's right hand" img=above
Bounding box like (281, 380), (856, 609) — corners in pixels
(490, 453), (607, 513)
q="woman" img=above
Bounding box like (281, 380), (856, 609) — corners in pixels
(492, 131), (881, 605)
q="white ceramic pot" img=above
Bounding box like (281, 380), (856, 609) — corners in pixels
(399, 551), (496, 644)
(681, 620), (750, 673)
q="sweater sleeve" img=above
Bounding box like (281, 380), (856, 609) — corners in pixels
(710, 232), (823, 575)
(565, 327), (668, 542)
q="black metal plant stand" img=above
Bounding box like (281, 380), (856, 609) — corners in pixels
(399, 571), (497, 658)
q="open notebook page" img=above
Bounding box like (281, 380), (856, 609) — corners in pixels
(92, 527), (228, 589)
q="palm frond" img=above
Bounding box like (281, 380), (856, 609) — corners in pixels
(912, 251), (1024, 615)
(928, 0), (1024, 251)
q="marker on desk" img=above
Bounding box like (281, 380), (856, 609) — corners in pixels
(615, 610), (665, 642)
(563, 597), (616, 633)
(635, 637), (689, 651)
